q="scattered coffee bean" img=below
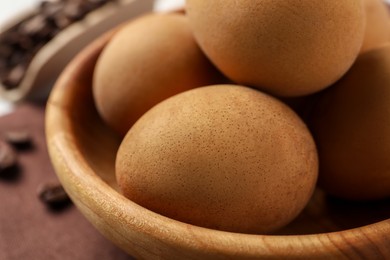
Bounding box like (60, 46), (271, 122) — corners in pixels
(37, 182), (71, 206)
(2, 64), (27, 89)
(0, 140), (17, 173)
(4, 130), (33, 149)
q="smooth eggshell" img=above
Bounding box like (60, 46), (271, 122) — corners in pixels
(186, 0), (365, 97)
(93, 13), (224, 136)
(116, 85), (318, 234)
(309, 44), (390, 200)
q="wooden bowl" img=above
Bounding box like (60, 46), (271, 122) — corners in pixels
(45, 28), (390, 259)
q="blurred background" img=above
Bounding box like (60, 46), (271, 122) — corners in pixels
(0, 0), (184, 115)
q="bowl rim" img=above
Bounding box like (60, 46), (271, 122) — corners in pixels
(45, 24), (390, 259)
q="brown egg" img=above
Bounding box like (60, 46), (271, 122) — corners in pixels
(309, 44), (390, 200)
(116, 85), (318, 234)
(360, 0), (390, 53)
(186, 0), (365, 97)
(93, 13), (224, 136)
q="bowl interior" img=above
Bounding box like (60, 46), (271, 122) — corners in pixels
(46, 26), (390, 258)
(55, 42), (390, 236)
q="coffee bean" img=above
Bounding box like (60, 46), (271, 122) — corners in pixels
(19, 15), (47, 36)
(0, 140), (17, 173)
(8, 51), (25, 67)
(0, 58), (7, 71)
(4, 130), (33, 149)
(35, 23), (56, 41)
(52, 14), (72, 29)
(64, 3), (87, 21)
(0, 44), (13, 59)
(40, 1), (63, 18)
(17, 35), (35, 51)
(0, 31), (20, 46)
(37, 182), (71, 206)
(81, 1), (100, 13)
(2, 64), (26, 89)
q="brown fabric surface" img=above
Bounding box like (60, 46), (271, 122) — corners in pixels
(0, 103), (133, 260)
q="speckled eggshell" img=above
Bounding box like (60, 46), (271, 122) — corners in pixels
(116, 85), (318, 234)
(186, 0), (365, 97)
(93, 13), (224, 136)
(360, 0), (390, 53)
(310, 44), (390, 200)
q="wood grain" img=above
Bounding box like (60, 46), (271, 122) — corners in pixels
(46, 26), (390, 259)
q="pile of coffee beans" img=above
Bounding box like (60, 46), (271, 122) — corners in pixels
(0, 0), (114, 89)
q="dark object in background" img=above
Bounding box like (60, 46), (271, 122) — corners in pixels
(0, 139), (17, 173)
(3, 129), (33, 150)
(0, 0), (113, 89)
(37, 181), (72, 210)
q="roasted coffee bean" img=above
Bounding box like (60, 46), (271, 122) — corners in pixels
(8, 51), (25, 67)
(20, 14), (55, 39)
(1, 31), (21, 46)
(19, 15), (47, 36)
(37, 182), (71, 206)
(43, 0), (71, 29)
(19, 14), (51, 36)
(81, 1), (100, 13)
(0, 66), (8, 82)
(4, 130), (32, 149)
(64, 3), (87, 21)
(52, 14), (72, 29)
(0, 58), (7, 70)
(0, 140), (17, 173)
(2, 64), (26, 89)
(0, 44), (13, 59)
(17, 35), (35, 51)
(40, 1), (63, 18)
(36, 23), (56, 41)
